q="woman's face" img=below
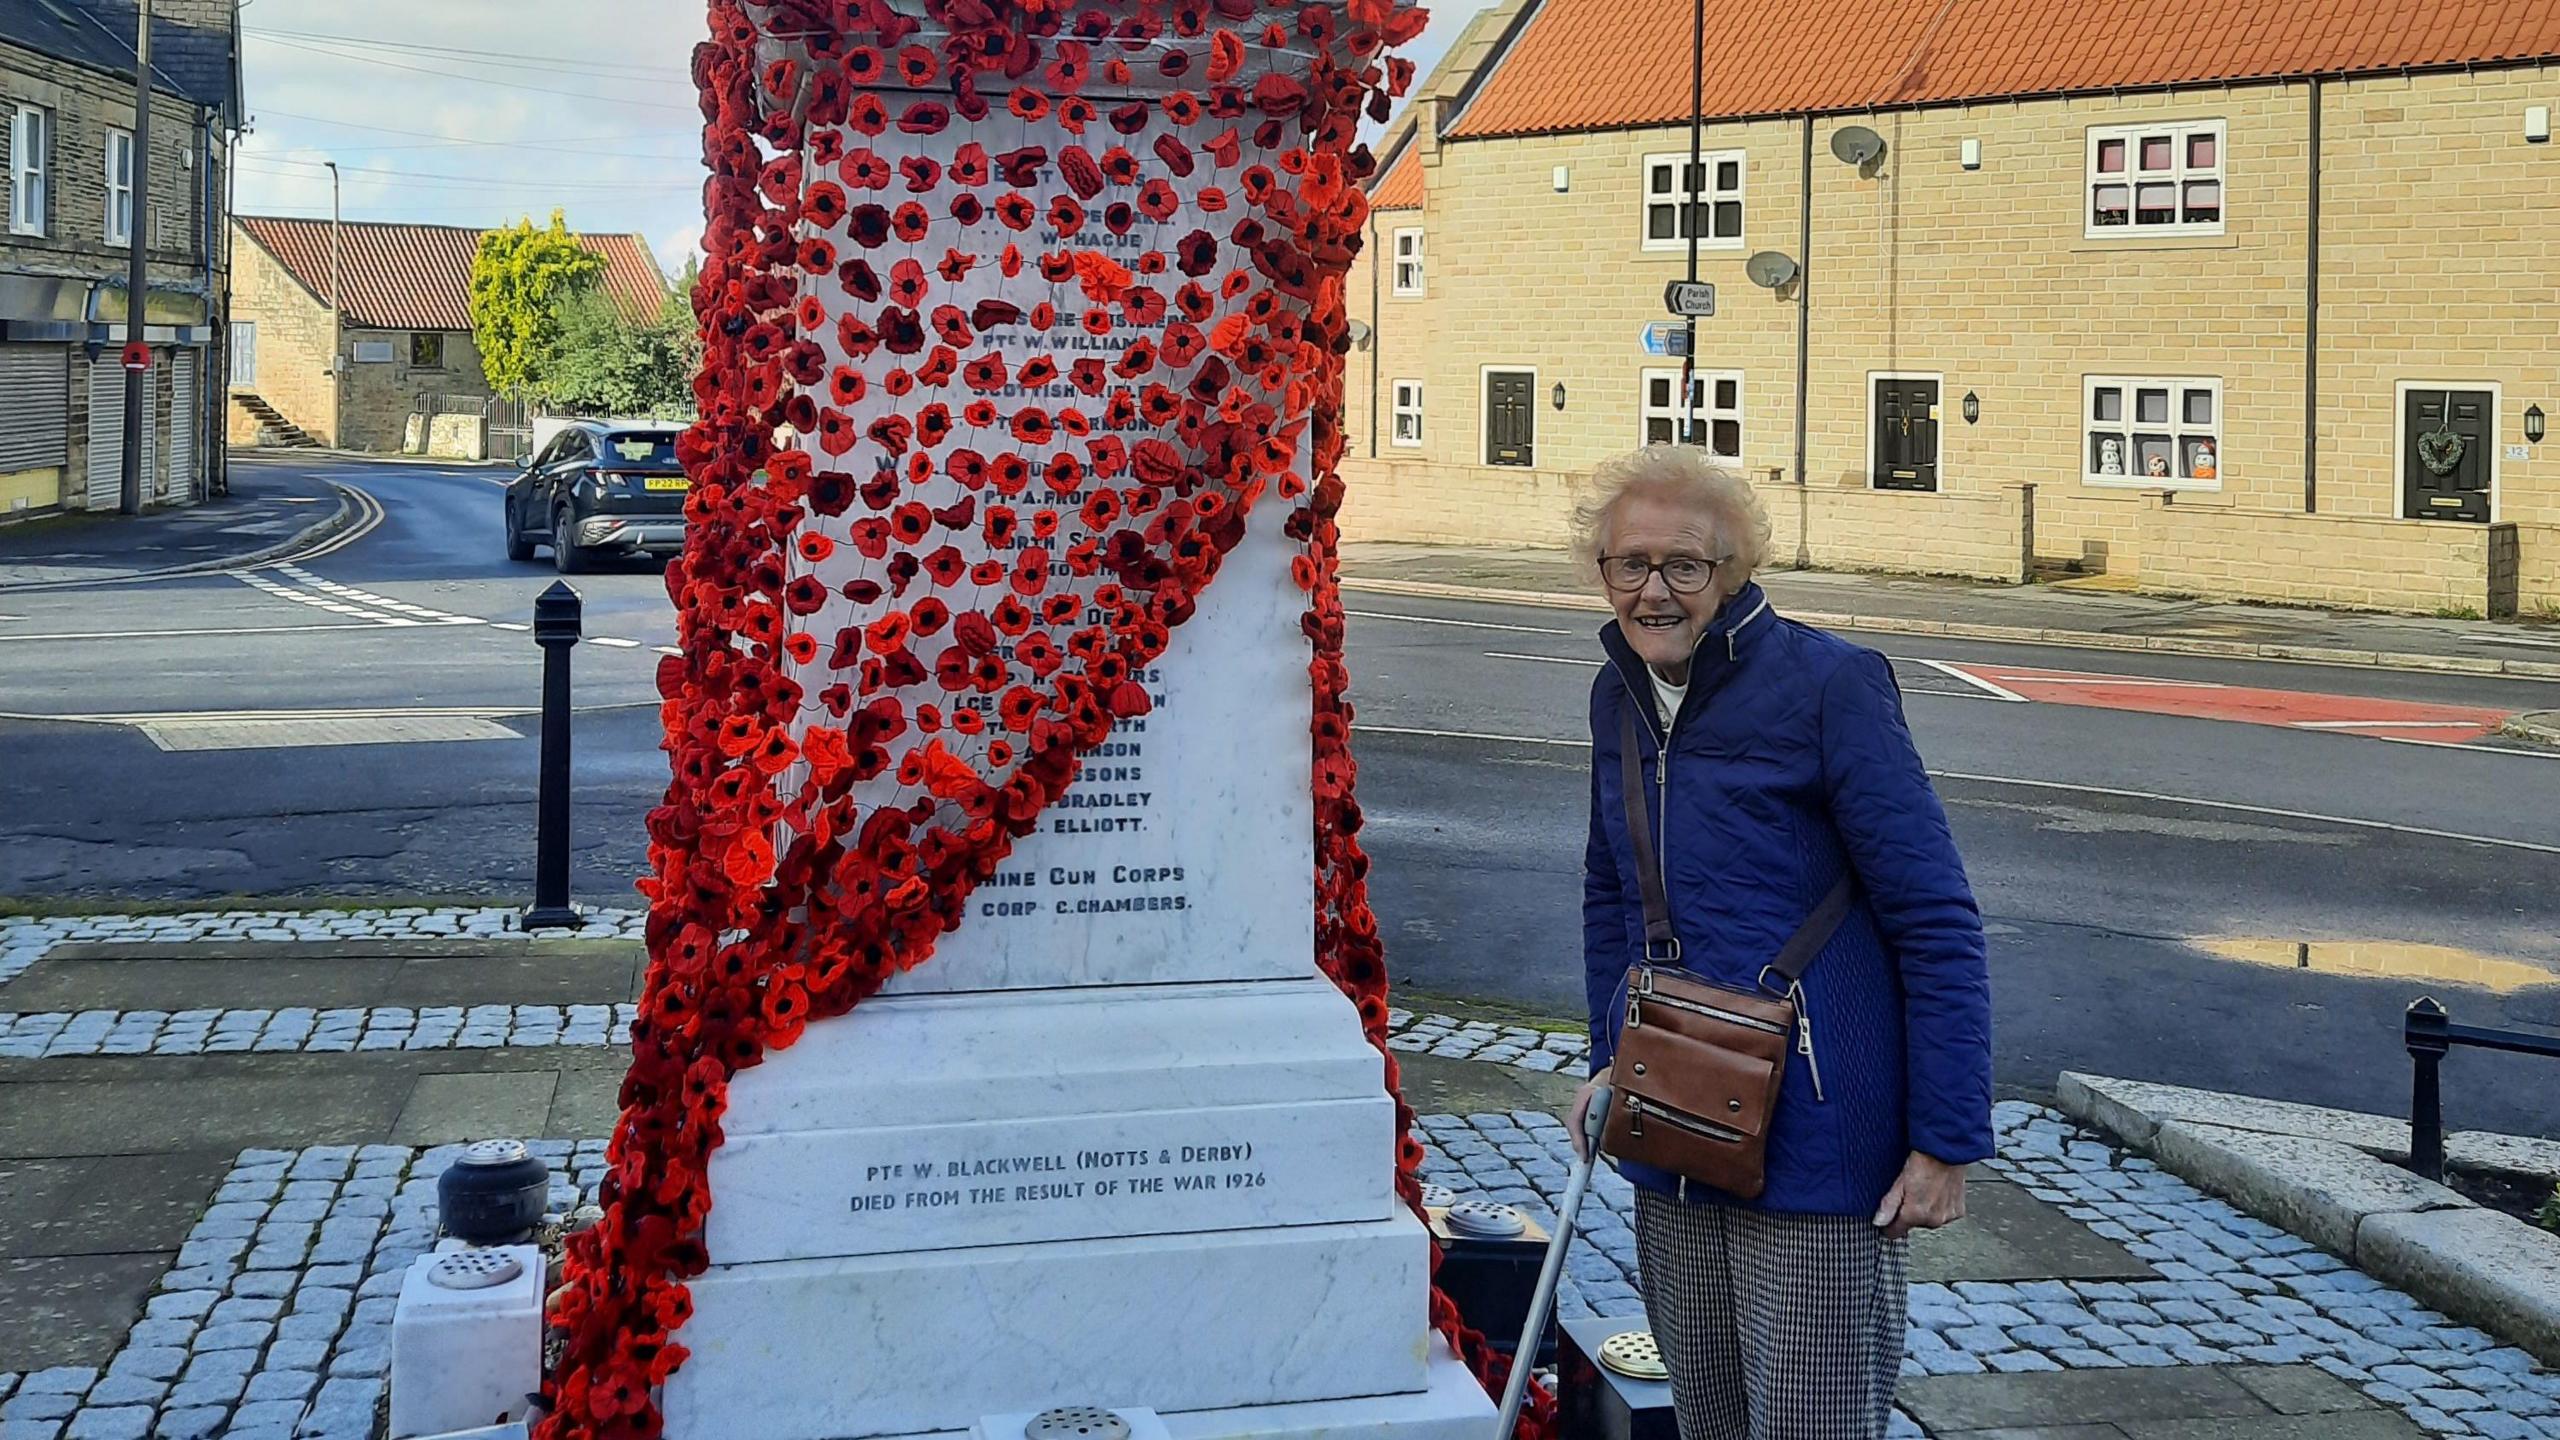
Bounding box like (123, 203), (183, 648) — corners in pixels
(1601, 491), (1741, 679)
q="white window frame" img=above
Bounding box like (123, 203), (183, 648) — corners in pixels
(1390, 227), (1424, 296)
(2086, 120), (2225, 238)
(2084, 375), (2223, 491)
(1390, 378), (1423, 447)
(9, 105), (46, 237)
(1639, 367), (1743, 460)
(104, 127), (134, 247)
(1641, 150), (1745, 253)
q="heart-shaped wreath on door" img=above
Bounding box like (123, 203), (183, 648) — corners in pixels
(2418, 392), (2467, 476)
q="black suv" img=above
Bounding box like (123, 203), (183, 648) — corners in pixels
(503, 421), (689, 573)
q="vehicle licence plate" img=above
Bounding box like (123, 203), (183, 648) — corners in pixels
(644, 477), (691, 492)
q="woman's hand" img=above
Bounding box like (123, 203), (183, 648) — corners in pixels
(1872, 1151), (1967, 1238)
(1568, 1065), (1614, 1163)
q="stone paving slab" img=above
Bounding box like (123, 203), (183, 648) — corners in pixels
(0, 910), (645, 989)
(0, 952), (643, 1014)
(1901, 1364), (2391, 1432)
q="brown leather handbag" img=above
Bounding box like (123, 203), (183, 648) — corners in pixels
(1597, 705), (1854, 1200)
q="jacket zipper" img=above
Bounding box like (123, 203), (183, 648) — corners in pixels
(1627, 1094), (1747, 1144)
(1612, 612), (1829, 1105)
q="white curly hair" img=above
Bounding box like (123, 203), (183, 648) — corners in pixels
(1569, 444), (1771, 584)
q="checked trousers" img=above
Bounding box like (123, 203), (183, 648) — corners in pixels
(1631, 1191), (1910, 1440)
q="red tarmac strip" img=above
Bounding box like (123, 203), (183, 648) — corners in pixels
(1943, 662), (2515, 743)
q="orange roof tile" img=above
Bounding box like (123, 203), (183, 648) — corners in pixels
(1370, 148), (1424, 210)
(236, 217), (667, 332)
(1451, 0), (2560, 138)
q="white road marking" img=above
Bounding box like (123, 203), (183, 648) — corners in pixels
(590, 637), (643, 649)
(1926, 772), (2560, 857)
(656, 646), (683, 656)
(0, 621), (393, 643)
(1913, 658), (2031, 703)
(491, 621), (532, 632)
(1358, 723), (1592, 749)
(1484, 650), (1599, 667)
(1353, 723), (2560, 855)
(1984, 674), (2225, 689)
(138, 715), (520, 752)
(281, 483), (387, 562)
(1347, 609), (1577, 636)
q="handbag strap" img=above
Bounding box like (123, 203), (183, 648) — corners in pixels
(1617, 698), (1858, 982)
(1618, 704), (1678, 961)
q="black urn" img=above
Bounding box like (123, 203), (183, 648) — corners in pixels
(436, 1139), (552, 1245)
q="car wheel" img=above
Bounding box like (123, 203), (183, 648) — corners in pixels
(552, 511), (589, 574)
(504, 498), (536, 562)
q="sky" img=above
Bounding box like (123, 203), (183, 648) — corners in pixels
(231, 0), (1499, 281)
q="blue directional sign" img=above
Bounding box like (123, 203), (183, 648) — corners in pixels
(1639, 322), (1691, 358)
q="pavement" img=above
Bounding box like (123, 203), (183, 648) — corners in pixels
(1338, 541), (2560, 680)
(0, 461), (358, 594)
(0, 915), (2556, 1439)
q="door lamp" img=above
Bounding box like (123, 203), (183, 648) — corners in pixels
(1962, 391), (1980, 425)
(1551, 382), (1567, 411)
(2527, 405), (2546, 445)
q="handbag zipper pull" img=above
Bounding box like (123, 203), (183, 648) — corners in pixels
(1790, 981), (1827, 1103)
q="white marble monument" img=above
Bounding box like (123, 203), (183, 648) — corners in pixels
(656, 52), (1492, 1439)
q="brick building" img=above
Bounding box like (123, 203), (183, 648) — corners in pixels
(228, 217), (666, 455)
(0, 0), (240, 521)
(1344, 0), (2560, 616)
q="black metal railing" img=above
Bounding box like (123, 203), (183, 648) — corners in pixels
(2403, 996), (2560, 1181)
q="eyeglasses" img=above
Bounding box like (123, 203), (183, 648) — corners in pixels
(1598, 554), (1727, 595)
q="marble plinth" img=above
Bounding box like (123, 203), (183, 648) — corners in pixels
(953, 1337), (1496, 1440)
(662, 1216), (1433, 1440)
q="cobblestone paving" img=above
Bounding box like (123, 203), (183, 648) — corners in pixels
(0, 908), (647, 988)
(1418, 1102), (2560, 1439)
(0, 1005), (639, 1058)
(5, 1103), (2555, 1437)
(0, 1143), (604, 1440)
(1385, 1007), (1589, 1073)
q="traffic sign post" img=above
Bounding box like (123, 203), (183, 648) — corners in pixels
(1639, 322), (1691, 359)
(1663, 281), (1716, 318)
(120, 341), (151, 373)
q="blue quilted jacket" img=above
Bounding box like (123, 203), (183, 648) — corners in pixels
(1584, 583), (1994, 1216)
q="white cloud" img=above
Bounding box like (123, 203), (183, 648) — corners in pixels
(231, 0), (1496, 266)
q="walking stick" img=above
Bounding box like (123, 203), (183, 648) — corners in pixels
(1495, 1085), (1615, 1440)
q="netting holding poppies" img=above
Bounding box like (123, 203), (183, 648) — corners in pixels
(534, 1), (1554, 1436)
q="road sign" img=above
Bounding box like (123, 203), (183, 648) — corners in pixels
(1663, 281), (1717, 318)
(1639, 322), (1691, 358)
(120, 341), (151, 373)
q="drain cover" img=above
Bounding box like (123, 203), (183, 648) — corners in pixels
(426, 1248), (526, 1291)
(1418, 1183), (1458, 1208)
(1597, 1329), (1668, 1381)
(1025, 1408), (1129, 1440)
(1441, 1199), (1528, 1239)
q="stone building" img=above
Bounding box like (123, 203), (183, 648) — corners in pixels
(227, 217), (666, 455)
(0, 0), (240, 521)
(1344, 0), (2560, 616)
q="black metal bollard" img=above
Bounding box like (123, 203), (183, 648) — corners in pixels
(2404, 996), (2450, 1182)
(522, 581), (584, 932)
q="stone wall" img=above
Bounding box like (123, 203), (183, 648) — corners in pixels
(2131, 494), (2500, 614)
(227, 233), (337, 446)
(338, 326), (487, 454)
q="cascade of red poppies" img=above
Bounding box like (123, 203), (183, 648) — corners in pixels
(532, 2), (1552, 1437)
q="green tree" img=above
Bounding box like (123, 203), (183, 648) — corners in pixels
(468, 210), (606, 399)
(540, 282), (700, 418)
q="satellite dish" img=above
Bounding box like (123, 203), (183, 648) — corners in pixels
(1830, 125), (1886, 168)
(1745, 251), (1800, 290)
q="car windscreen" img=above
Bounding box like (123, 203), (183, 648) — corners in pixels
(600, 433), (683, 471)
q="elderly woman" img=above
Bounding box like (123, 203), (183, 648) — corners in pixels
(1567, 445), (1993, 1440)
